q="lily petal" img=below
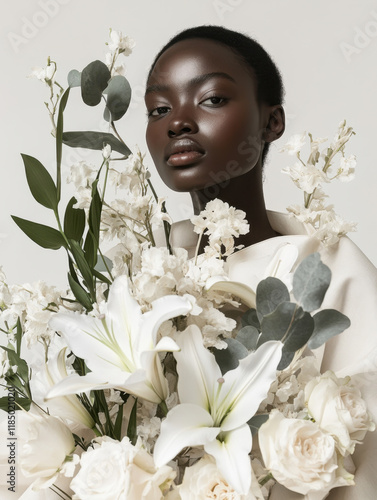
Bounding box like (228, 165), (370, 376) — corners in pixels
(49, 313), (132, 374)
(139, 294), (193, 350)
(175, 325), (221, 410)
(206, 279), (256, 308)
(205, 424), (253, 495)
(154, 403), (220, 468)
(263, 243), (298, 280)
(219, 341), (283, 431)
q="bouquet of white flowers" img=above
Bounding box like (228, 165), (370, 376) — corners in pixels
(0, 31), (374, 500)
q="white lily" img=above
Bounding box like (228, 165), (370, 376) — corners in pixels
(154, 325), (283, 494)
(47, 275), (192, 404)
(30, 347), (95, 430)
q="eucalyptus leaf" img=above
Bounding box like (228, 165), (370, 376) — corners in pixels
(292, 253), (331, 312)
(21, 154), (57, 210)
(64, 197), (85, 242)
(256, 277), (290, 320)
(241, 308), (260, 330)
(95, 254), (113, 273)
(277, 350), (295, 370)
(259, 302), (314, 351)
(247, 414), (269, 435)
(11, 216), (66, 250)
(63, 131), (131, 157)
(81, 60), (111, 106)
(236, 326), (260, 351)
(308, 309), (351, 349)
(212, 338), (248, 375)
(68, 69), (81, 87)
(104, 75), (132, 122)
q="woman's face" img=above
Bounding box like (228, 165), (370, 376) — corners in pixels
(145, 38), (272, 192)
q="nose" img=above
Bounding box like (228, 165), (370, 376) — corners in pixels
(168, 107), (198, 137)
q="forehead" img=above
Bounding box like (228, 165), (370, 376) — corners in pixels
(147, 38), (256, 89)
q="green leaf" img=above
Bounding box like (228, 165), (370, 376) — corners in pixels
(127, 398), (138, 445)
(113, 403), (124, 441)
(21, 154), (58, 210)
(292, 253), (331, 312)
(104, 75), (132, 122)
(0, 396), (30, 412)
(92, 268), (111, 285)
(2, 347), (29, 383)
(256, 277), (290, 320)
(83, 231), (97, 270)
(236, 326), (260, 351)
(67, 272), (93, 311)
(68, 69), (81, 87)
(81, 60), (111, 106)
(15, 317), (22, 357)
(63, 131), (131, 157)
(247, 414), (269, 435)
(11, 216), (66, 250)
(56, 87), (70, 203)
(260, 302), (314, 351)
(64, 197), (85, 242)
(69, 240), (95, 297)
(88, 181), (102, 243)
(308, 309), (351, 349)
(213, 338), (248, 375)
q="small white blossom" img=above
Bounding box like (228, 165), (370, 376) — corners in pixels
(29, 61), (56, 86)
(107, 30), (136, 55)
(282, 161), (328, 194)
(336, 155), (356, 182)
(102, 144), (112, 160)
(279, 132), (306, 155)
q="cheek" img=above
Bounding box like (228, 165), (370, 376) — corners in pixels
(202, 108), (263, 169)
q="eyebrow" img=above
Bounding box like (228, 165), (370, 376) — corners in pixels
(145, 71), (236, 96)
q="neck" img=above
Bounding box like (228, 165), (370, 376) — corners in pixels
(190, 164), (277, 251)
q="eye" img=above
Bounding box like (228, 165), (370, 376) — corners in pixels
(147, 106), (170, 118)
(201, 95), (228, 107)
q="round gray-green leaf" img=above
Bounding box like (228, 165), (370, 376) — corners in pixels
(212, 338), (249, 375)
(256, 276), (290, 320)
(68, 69), (81, 88)
(292, 253), (331, 312)
(236, 325), (260, 351)
(81, 60), (111, 106)
(308, 309), (351, 349)
(104, 75), (132, 122)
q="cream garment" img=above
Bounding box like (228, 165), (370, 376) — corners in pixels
(161, 211), (377, 500)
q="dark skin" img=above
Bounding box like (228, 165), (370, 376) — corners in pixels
(145, 38), (285, 252)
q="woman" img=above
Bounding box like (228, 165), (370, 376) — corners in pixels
(145, 26), (377, 499)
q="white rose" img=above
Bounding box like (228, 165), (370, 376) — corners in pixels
(71, 436), (175, 500)
(305, 371), (375, 455)
(259, 410), (354, 496)
(18, 407), (77, 490)
(178, 454), (263, 500)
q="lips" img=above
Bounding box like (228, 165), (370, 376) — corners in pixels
(165, 138), (205, 167)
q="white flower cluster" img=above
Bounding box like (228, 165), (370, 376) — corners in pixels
(66, 160), (98, 210)
(191, 199), (249, 257)
(105, 29), (136, 76)
(0, 269), (71, 347)
(257, 362), (375, 497)
(131, 245), (237, 349)
(281, 120), (357, 246)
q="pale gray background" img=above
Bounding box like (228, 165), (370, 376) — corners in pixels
(2, 0), (377, 288)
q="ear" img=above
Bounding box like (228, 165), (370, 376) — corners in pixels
(263, 105), (285, 143)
